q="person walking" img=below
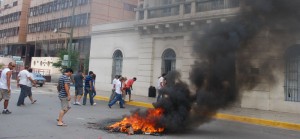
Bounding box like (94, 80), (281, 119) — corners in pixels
(108, 77), (125, 109)
(91, 74), (97, 99)
(83, 71), (95, 106)
(125, 77), (137, 102)
(0, 62), (16, 114)
(121, 77), (127, 101)
(109, 75), (120, 103)
(73, 70), (85, 105)
(27, 68), (37, 104)
(57, 68), (73, 126)
(17, 66), (35, 106)
(157, 73), (166, 102)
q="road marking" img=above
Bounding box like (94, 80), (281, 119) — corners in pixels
(93, 95), (300, 131)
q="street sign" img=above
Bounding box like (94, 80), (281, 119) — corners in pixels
(12, 56), (21, 61)
(15, 60), (23, 65)
(62, 60), (68, 66)
(63, 55), (69, 61)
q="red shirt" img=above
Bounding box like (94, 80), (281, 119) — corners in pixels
(126, 79), (135, 88)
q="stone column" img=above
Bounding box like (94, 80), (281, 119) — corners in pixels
(191, 1), (196, 16)
(135, 37), (154, 96)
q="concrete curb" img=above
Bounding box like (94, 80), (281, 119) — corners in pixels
(94, 95), (300, 131)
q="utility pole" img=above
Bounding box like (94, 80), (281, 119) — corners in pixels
(68, 5), (75, 68)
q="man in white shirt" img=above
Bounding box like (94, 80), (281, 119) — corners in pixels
(108, 77), (125, 108)
(0, 62), (16, 114)
(157, 73), (167, 102)
(109, 75), (120, 103)
(17, 66), (35, 106)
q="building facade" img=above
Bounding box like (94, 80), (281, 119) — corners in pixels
(0, 0), (138, 71)
(0, 0), (30, 61)
(90, 0), (300, 114)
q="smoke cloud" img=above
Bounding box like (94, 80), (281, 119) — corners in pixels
(151, 0), (300, 132)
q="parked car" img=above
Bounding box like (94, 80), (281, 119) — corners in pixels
(33, 73), (46, 87)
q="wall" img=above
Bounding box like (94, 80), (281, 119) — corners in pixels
(90, 21), (139, 93)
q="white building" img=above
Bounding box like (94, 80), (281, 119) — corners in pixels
(89, 0), (300, 114)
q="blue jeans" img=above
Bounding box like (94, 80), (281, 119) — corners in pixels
(83, 87), (94, 105)
(17, 85), (29, 106)
(108, 93), (124, 108)
(156, 89), (162, 102)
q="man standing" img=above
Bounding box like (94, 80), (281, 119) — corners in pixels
(126, 77), (137, 102)
(0, 62), (16, 114)
(57, 68), (73, 126)
(108, 77), (125, 109)
(83, 71), (95, 106)
(157, 73), (166, 102)
(17, 66), (35, 106)
(73, 70), (85, 105)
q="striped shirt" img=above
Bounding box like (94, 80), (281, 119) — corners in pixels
(85, 75), (92, 88)
(58, 75), (70, 98)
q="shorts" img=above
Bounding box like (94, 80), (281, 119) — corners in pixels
(75, 87), (83, 96)
(60, 97), (70, 111)
(27, 87), (32, 97)
(0, 89), (10, 100)
(126, 88), (131, 95)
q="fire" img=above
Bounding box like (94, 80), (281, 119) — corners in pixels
(108, 108), (165, 134)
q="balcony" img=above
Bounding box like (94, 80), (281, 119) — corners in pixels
(136, 0), (240, 27)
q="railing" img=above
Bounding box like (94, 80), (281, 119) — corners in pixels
(137, 0), (240, 20)
(148, 5), (180, 19)
(196, 0), (240, 12)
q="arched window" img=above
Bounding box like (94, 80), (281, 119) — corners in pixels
(112, 50), (123, 80)
(285, 45), (300, 102)
(161, 48), (176, 74)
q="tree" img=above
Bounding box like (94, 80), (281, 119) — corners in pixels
(53, 49), (79, 73)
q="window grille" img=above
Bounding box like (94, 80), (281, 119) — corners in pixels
(285, 46), (300, 102)
(112, 50), (123, 81)
(162, 48), (176, 74)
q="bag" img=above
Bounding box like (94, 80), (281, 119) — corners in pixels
(148, 86), (156, 97)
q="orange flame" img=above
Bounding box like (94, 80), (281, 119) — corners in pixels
(108, 108), (165, 133)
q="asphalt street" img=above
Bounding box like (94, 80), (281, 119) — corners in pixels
(1, 84), (300, 139)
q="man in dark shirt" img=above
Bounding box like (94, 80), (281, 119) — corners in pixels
(57, 68), (73, 126)
(83, 71), (95, 105)
(73, 70), (85, 105)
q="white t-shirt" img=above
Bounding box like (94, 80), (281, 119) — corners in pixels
(27, 73), (34, 87)
(112, 78), (117, 89)
(0, 68), (11, 89)
(115, 80), (122, 94)
(157, 76), (164, 89)
(18, 70), (30, 86)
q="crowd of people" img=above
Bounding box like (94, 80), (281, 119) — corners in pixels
(0, 62), (163, 127)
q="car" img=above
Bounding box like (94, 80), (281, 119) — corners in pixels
(32, 73), (46, 87)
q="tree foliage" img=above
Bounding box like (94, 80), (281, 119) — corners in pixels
(52, 49), (79, 73)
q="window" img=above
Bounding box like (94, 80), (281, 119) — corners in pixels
(285, 45), (300, 102)
(124, 3), (137, 12)
(112, 50), (123, 81)
(13, 1), (18, 6)
(161, 48), (176, 74)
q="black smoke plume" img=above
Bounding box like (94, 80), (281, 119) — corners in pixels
(152, 0), (300, 132)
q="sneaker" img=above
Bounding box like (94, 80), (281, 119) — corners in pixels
(92, 103), (96, 106)
(2, 110), (12, 114)
(73, 102), (77, 105)
(76, 102), (81, 106)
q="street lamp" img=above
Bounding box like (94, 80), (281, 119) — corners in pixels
(53, 4), (75, 68)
